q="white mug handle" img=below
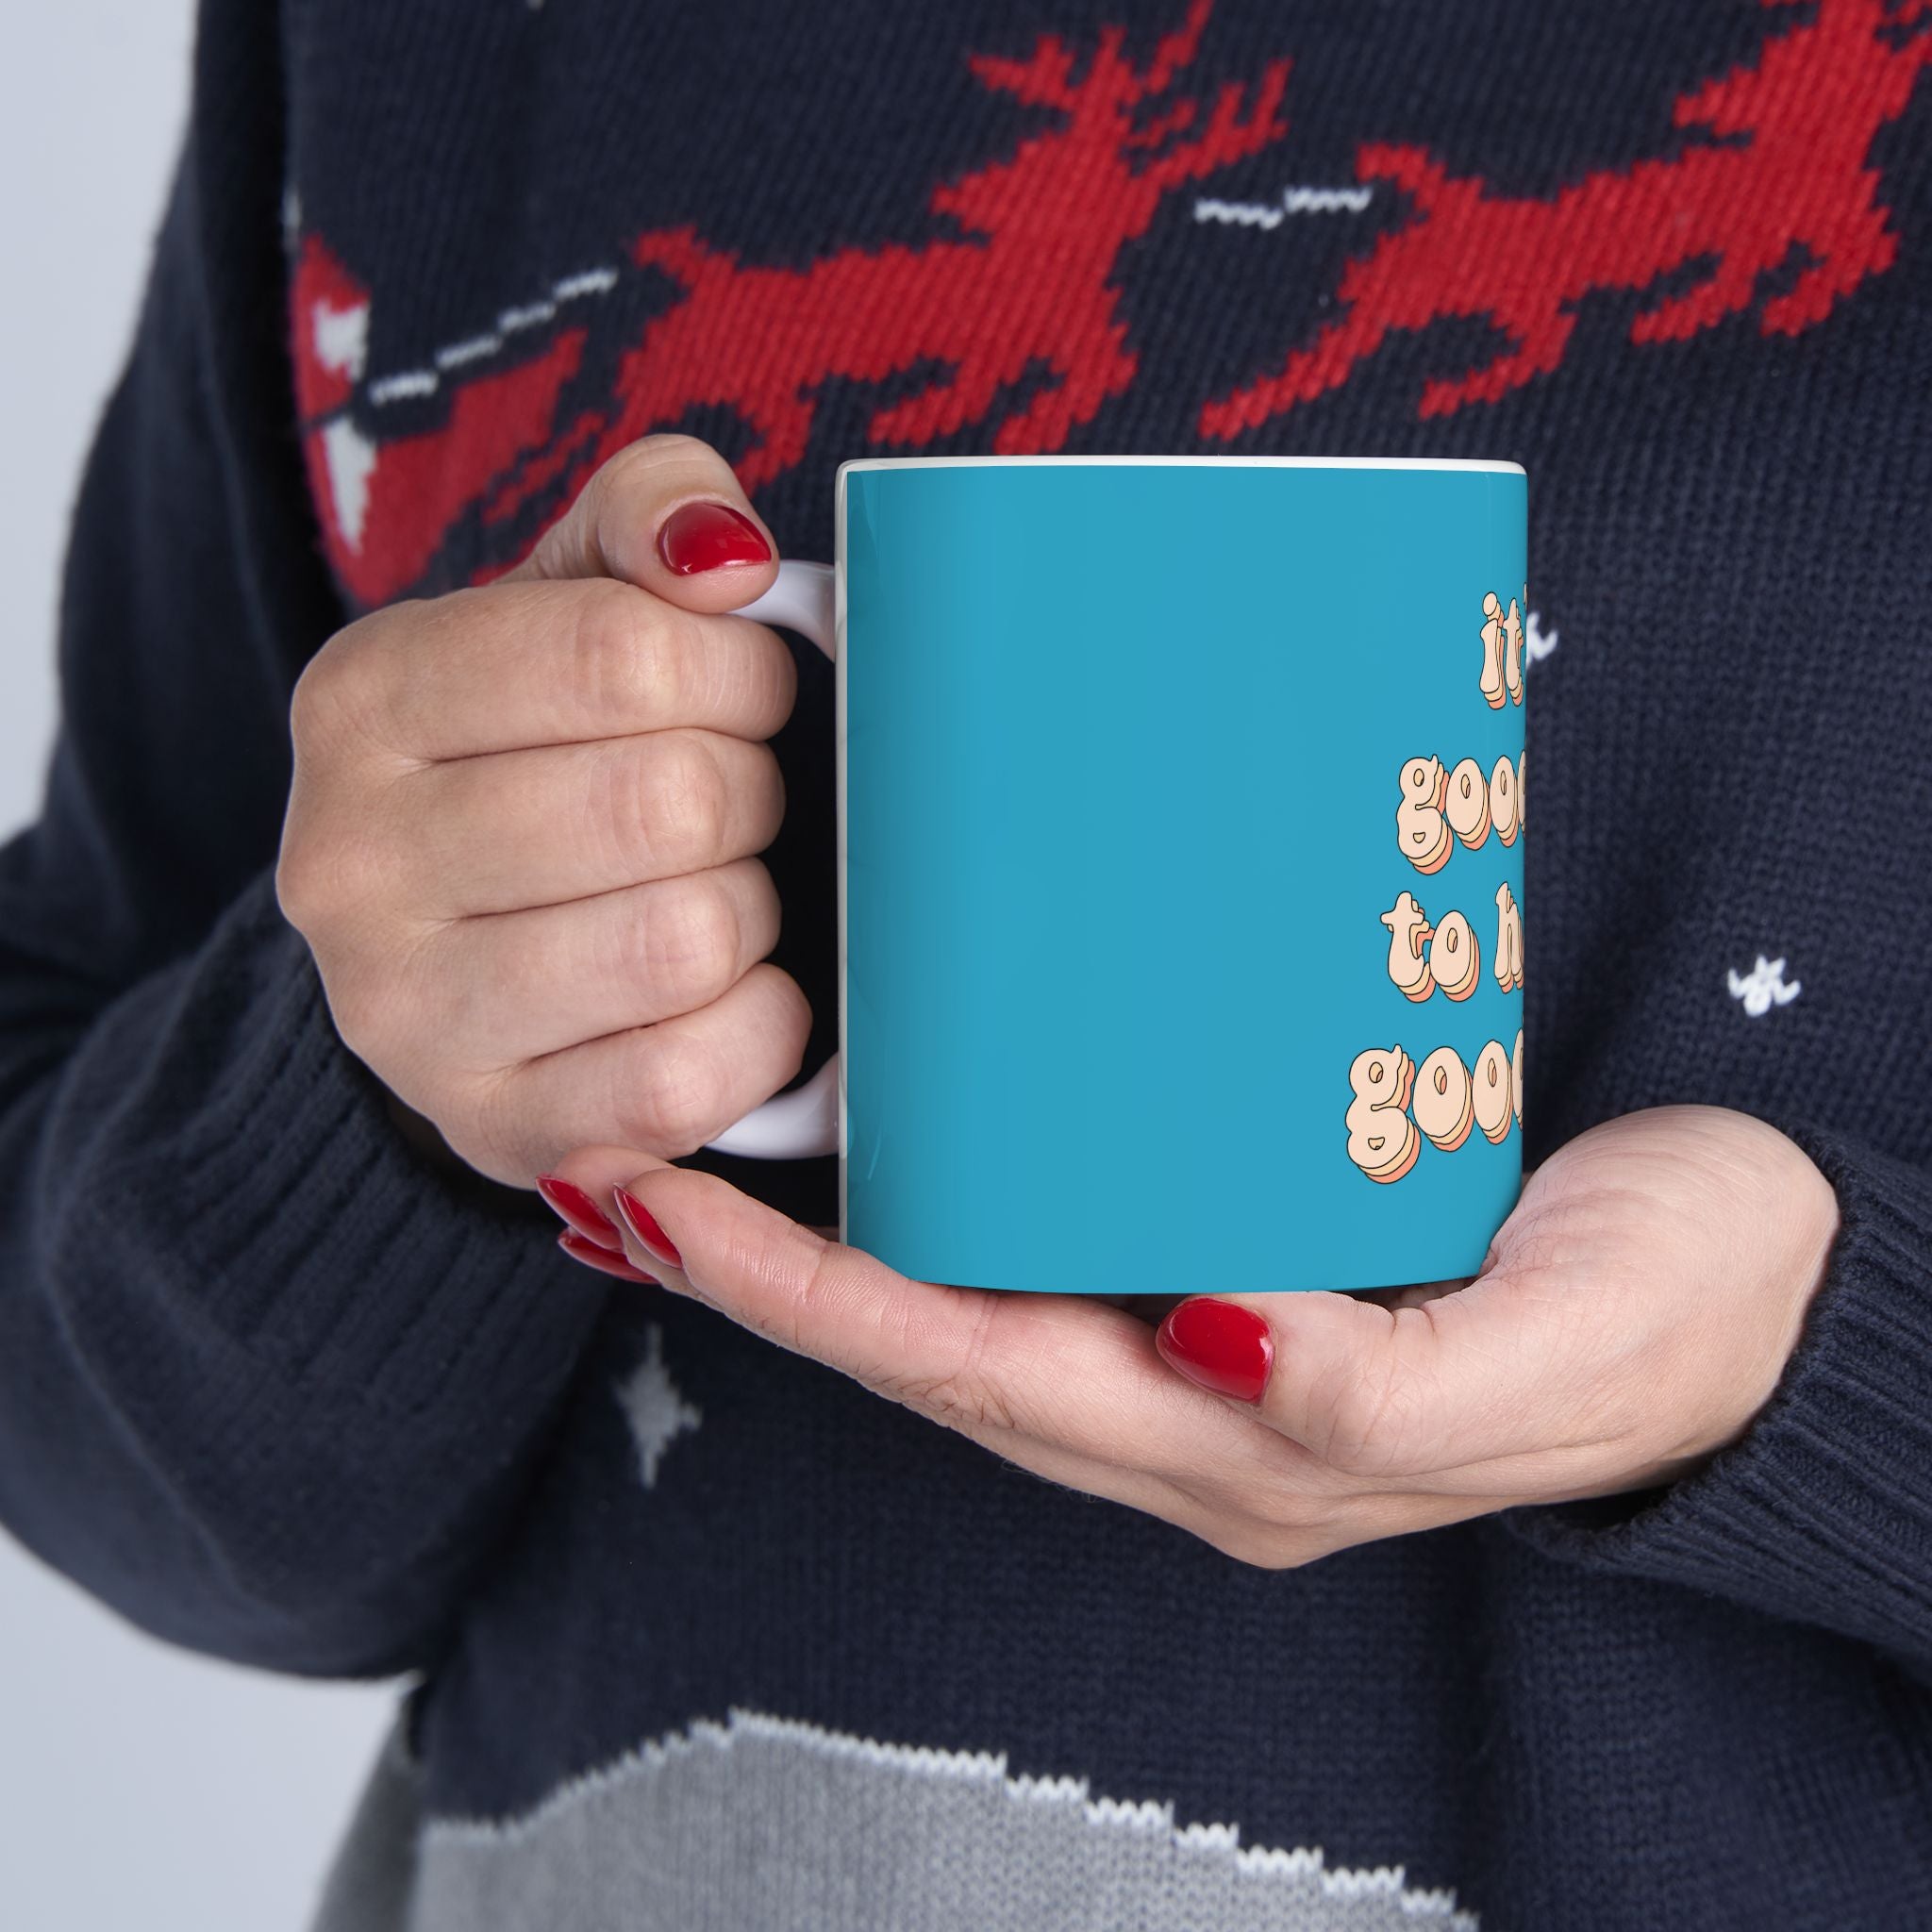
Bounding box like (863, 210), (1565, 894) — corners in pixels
(703, 559), (841, 1159)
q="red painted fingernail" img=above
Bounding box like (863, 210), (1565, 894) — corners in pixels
(657, 500), (772, 575)
(558, 1229), (659, 1285)
(613, 1188), (683, 1269)
(536, 1174), (623, 1250)
(1155, 1297), (1274, 1404)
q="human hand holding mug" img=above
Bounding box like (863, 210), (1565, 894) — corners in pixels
(537, 452), (1838, 1561)
(547, 1105), (1838, 1563)
(277, 435), (814, 1186)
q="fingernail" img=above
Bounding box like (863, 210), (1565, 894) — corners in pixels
(558, 1228), (659, 1285)
(1155, 1297), (1274, 1404)
(657, 501), (772, 575)
(613, 1188), (684, 1270)
(536, 1174), (623, 1250)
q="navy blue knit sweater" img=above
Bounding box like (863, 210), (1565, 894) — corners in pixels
(4, 1), (1932, 1925)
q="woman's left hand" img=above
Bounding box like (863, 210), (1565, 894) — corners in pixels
(543, 1106), (1840, 1567)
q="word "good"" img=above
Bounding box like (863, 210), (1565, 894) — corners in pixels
(1343, 1031), (1525, 1182)
(1396, 750), (1524, 874)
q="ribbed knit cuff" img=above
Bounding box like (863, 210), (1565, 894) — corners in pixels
(1502, 1128), (1932, 1670)
(91, 873), (604, 1424)
(21, 873), (612, 1669)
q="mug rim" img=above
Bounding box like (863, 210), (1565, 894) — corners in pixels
(839, 454), (1525, 477)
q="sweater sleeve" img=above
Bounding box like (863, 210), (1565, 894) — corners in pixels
(1503, 1127), (1932, 1682)
(0, 0), (605, 1677)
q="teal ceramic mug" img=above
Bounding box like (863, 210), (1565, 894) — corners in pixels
(708, 456), (1527, 1295)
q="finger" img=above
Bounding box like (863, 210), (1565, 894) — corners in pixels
(543, 1144), (841, 1256)
(551, 1145), (1218, 1521)
(545, 1155), (1487, 1556)
(396, 729), (784, 915)
(1157, 1269), (1589, 1483)
(326, 587), (796, 762)
(425, 858), (781, 1062)
(505, 433), (780, 614)
(585, 1161), (1274, 1480)
(501, 962), (813, 1165)
(534, 1171), (630, 1252)
(539, 1151), (1502, 1556)
(556, 1228), (661, 1284)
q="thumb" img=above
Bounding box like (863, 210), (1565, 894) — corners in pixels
(505, 432), (779, 613)
(1155, 1271), (1569, 1480)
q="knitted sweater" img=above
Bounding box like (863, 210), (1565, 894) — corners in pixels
(4, 1), (1931, 1925)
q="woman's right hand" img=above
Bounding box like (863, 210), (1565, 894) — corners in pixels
(276, 435), (809, 1187)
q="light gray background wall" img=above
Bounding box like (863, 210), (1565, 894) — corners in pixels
(0, 5), (393, 1924)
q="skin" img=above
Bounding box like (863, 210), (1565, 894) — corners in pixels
(278, 436), (806, 1184)
(281, 432), (1843, 1568)
(557, 1107), (1840, 1566)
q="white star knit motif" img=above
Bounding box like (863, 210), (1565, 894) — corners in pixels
(614, 1325), (702, 1490)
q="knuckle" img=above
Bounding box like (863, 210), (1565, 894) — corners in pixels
(568, 588), (708, 733)
(639, 731), (728, 870)
(625, 1034), (730, 1156)
(763, 964), (815, 1063)
(286, 658), (331, 758)
(735, 632), (800, 741)
(325, 961), (405, 1074)
(288, 635), (358, 759)
(881, 1301), (1015, 1437)
(330, 934), (437, 1074)
(459, 1066), (546, 1182)
(738, 858), (782, 953)
(274, 826), (325, 930)
(1314, 1355), (1424, 1478)
(764, 1233), (847, 1357)
(320, 923), (490, 1137)
(640, 876), (741, 1007)
(587, 435), (721, 525)
(289, 606), (416, 760)
(275, 816), (394, 935)
(566, 579), (657, 708)
(741, 743), (787, 845)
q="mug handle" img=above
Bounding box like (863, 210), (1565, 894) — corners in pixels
(703, 559), (841, 1159)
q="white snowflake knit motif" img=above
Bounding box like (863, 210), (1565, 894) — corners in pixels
(1727, 955), (1801, 1016)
